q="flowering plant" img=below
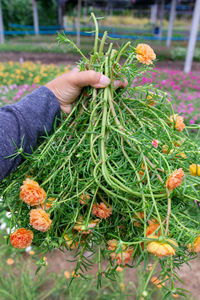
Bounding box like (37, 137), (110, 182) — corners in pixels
(1, 14), (200, 297)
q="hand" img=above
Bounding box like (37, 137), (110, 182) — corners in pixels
(46, 69), (127, 113)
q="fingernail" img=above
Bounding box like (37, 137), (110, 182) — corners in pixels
(113, 80), (121, 87)
(99, 75), (110, 86)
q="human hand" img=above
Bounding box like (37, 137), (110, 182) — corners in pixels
(46, 69), (127, 113)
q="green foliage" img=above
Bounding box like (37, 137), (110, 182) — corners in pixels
(1, 14), (200, 299)
(1, 0), (58, 30)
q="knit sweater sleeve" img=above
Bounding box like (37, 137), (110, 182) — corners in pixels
(0, 86), (60, 182)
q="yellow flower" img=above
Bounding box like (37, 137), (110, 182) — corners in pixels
(147, 235), (178, 257)
(64, 233), (78, 249)
(189, 164), (200, 177)
(187, 236), (200, 252)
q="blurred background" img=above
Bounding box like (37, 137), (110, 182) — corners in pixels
(0, 0), (200, 299)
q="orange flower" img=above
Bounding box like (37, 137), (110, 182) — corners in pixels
(64, 271), (70, 279)
(6, 258), (14, 265)
(28, 250), (35, 255)
(10, 228), (33, 249)
(133, 211), (144, 227)
(187, 236), (200, 252)
(107, 239), (133, 265)
(64, 233), (78, 249)
(40, 197), (55, 210)
(166, 168), (184, 190)
(146, 219), (161, 237)
(79, 193), (90, 205)
(92, 202), (112, 219)
(169, 114), (185, 132)
(72, 270), (80, 278)
(151, 276), (165, 289)
(172, 293), (179, 298)
(73, 216), (99, 234)
(136, 44), (156, 65)
(147, 235), (178, 257)
(30, 208), (52, 232)
(189, 164), (200, 177)
(20, 178), (46, 206)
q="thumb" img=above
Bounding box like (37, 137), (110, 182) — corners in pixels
(70, 70), (111, 88)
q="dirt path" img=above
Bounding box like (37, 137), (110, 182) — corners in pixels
(0, 51), (200, 71)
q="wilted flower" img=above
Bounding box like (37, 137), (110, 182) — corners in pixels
(146, 219), (161, 237)
(136, 44), (156, 65)
(189, 164), (200, 177)
(30, 208), (52, 232)
(151, 276), (165, 289)
(166, 168), (184, 190)
(147, 94), (155, 106)
(64, 233), (78, 249)
(79, 193), (90, 205)
(10, 228), (33, 249)
(187, 236), (200, 252)
(73, 216), (99, 234)
(20, 178), (46, 206)
(92, 202), (112, 219)
(6, 258), (14, 265)
(107, 239), (133, 265)
(169, 114), (185, 132)
(147, 235), (178, 257)
(40, 197), (55, 210)
(133, 211), (144, 227)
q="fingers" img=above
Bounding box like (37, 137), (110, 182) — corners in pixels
(69, 70), (110, 88)
(113, 79), (128, 88)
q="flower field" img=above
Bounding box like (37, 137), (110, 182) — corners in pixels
(0, 62), (199, 126)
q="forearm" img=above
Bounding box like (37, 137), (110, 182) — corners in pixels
(0, 86), (60, 181)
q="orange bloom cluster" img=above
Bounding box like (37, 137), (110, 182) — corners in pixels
(20, 178), (46, 206)
(79, 193), (90, 205)
(92, 202), (112, 219)
(146, 219), (161, 237)
(169, 115), (185, 132)
(30, 208), (52, 232)
(10, 228), (33, 249)
(136, 44), (156, 65)
(187, 236), (200, 252)
(147, 235), (178, 257)
(73, 216), (99, 234)
(107, 239), (133, 265)
(189, 164), (200, 177)
(166, 168), (184, 190)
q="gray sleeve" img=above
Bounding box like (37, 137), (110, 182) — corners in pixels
(0, 86), (61, 181)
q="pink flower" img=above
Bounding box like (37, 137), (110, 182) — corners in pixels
(152, 139), (158, 148)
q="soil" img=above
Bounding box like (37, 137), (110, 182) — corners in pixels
(44, 249), (200, 299)
(0, 51), (200, 71)
(2, 51), (200, 299)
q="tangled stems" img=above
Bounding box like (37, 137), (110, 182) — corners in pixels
(1, 14), (200, 297)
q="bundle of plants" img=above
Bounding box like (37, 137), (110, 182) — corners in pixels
(1, 14), (200, 297)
